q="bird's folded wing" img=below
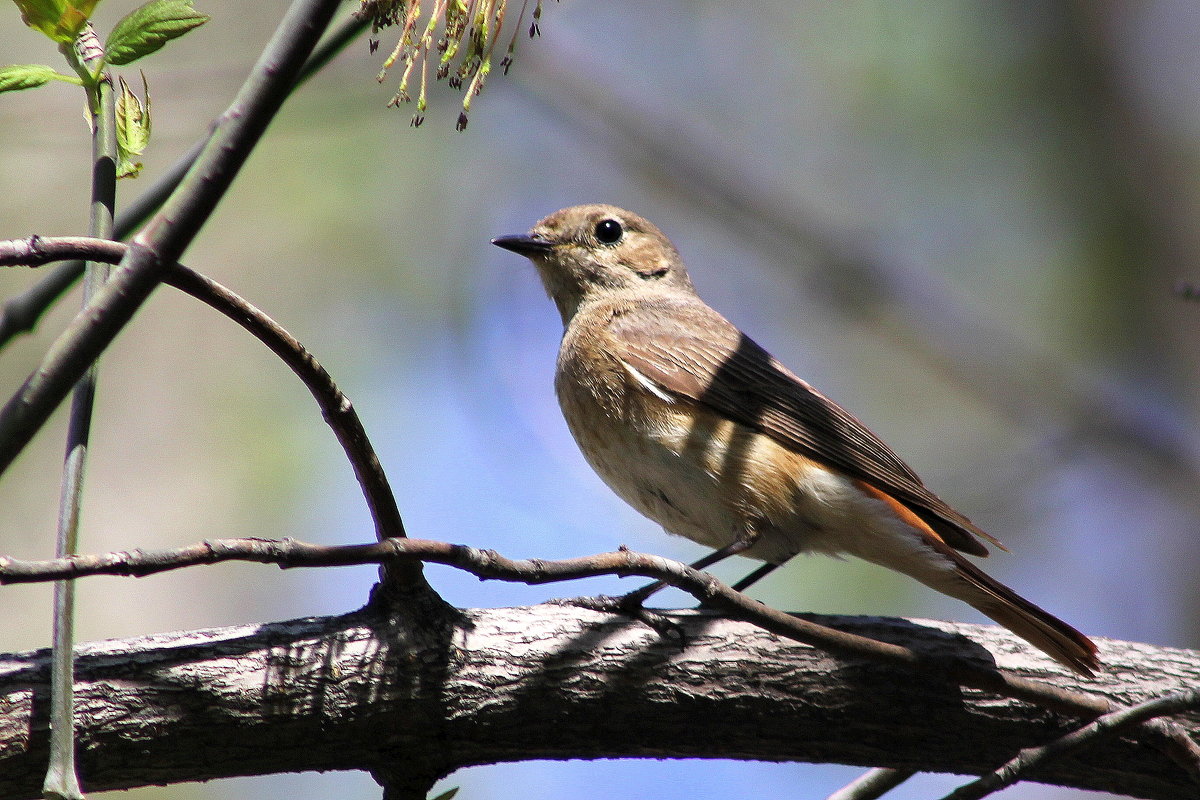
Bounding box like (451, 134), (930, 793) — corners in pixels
(609, 300), (1002, 557)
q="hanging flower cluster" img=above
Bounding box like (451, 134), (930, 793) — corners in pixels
(360, 0), (547, 130)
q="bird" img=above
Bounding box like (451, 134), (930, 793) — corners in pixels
(492, 203), (1099, 675)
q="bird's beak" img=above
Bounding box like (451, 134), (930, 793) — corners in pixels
(491, 233), (553, 257)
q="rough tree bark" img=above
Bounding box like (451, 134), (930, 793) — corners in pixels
(0, 597), (1196, 799)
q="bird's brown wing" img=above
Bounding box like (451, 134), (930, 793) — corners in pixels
(608, 297), (1002, 557)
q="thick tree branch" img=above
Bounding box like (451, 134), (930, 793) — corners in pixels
(4, 237), (1198, 793)
(0, 605), (1197, 799)
(3, 530), (1200, 768)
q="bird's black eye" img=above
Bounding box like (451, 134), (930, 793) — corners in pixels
(594, 218), (623, 245)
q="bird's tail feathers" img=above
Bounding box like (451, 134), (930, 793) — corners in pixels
(948, 554), (1099, 676)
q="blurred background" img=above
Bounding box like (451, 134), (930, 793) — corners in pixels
(2, 1), (1199, 798)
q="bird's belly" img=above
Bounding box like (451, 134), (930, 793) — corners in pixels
(558, 391), (742, 550)
(573, 414), (740, 548)
(558, 385), (848, 563)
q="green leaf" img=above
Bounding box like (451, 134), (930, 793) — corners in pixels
(13, 0), (67, 38)
(429, 789), (459, 800)
(104, 0), (209, 66)
(12, 0), (98, 43)
(115, 73), (150, 178)
(0, 63), (67, 93)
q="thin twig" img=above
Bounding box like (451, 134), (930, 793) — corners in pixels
(0, 236), (130, 268)
(43, 27), (118, 800)
(4, 529), (1200, 783)
(2, 520), (1003, 695)
(0, 0), (342, 483)
(825, 768), (916, 800)
(161, 263), (408, 546)
(941, 689), (1200, 800)
(0, 234), (411, 554)
(0, 11), (369, 350)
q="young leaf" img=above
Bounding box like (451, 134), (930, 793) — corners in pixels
(57, 0), (100, 39)
(0, 64), (71, 93)
(105, 0), (210, 66)
(13, 0), (99, 43)
(13, 0), (66, 38)
(115, 73), (151, 178)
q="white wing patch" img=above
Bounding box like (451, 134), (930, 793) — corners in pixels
(621, 358), (675, 403)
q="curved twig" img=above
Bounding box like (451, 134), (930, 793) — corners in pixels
(0, 12), (370, 351)
(162, 264), (408, 546)
(0, 235), (409, 549)
(0, 0), (343, 485)
(941, 689), (1200, 800)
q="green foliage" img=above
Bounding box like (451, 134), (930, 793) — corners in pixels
(104, 0), (209, 66)
(12, 0), (100, 44)
(0, 63), (77, 92)
(6, 0), (209, 178)
(114, 72), (150, 177)
(429, 788), (460, 800)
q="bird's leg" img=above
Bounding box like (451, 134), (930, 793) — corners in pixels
(729, 562), (780, 593)
(560, 540), (757, 644)
(564, 535), (762, 642)
(617, 538), (753, 610)
(687, 561), (784, 611)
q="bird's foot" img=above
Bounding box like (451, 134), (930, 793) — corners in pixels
(561, 592), (687, 644)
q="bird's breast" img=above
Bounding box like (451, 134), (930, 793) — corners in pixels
(552, 339), (827, 561)
(551, 334), (734, 546)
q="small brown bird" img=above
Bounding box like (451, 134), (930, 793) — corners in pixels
(493, 204), (1099, 675)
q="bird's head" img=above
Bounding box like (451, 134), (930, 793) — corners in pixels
(493, 204), (695, 323)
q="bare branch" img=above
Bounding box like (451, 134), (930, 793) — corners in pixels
(1, 605), (1197, 799)
(0, 236), (126, 269)
(3, 529), (1200, 767)
(0, 0), (343, 486)
(825, 769), (916, 800)
(0, 235), (415, 584)
(942, 689), (1200, 800)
